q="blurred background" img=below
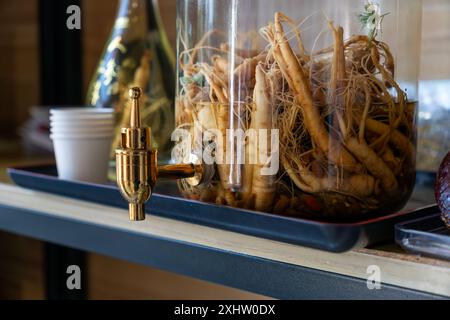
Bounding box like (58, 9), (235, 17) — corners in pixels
(0, 0), (448, 299)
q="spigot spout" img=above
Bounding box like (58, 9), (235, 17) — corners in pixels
(158, 164), (197, 179)
(129, 203), (145, 221)
(116, 87), (212, 221)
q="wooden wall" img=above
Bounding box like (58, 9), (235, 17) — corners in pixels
(0, 232), (44, 299)
(0, 0), (39, 136)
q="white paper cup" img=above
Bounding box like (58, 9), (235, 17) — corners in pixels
(50, 114), (114, 121)
(49, 109), (114, 122)
(50, 115), (115, 121)
(50, 108), (114, 115)
(50, 130), (114, 137)
(51, 135), (113, 184)
(50, 132), (114, 139)
(50, 118), (115, 126)
(50, 125), (114, 134)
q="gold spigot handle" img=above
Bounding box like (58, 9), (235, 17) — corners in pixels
(129, 87), (141, 129)
(116, 87), (213, 221)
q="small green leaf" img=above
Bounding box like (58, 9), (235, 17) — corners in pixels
(180, 73), (204, 86)
(357, 1), (390, 46)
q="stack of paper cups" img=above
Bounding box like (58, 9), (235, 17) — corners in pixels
(50, 108), (115, 184)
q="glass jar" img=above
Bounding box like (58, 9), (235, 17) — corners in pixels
(174, 0), (422, 219)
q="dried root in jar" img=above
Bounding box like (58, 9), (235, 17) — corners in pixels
(176, 11), (416, 217)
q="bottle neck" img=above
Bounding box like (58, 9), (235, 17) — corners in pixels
(146, 0), (158, 31)
(115, 0), (159, 31)
(114, 0), (176, 79)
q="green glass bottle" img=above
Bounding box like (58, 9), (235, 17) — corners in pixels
(86, 0), (175, 158)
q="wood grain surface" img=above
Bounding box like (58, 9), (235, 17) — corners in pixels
(0, 0), (39, 135)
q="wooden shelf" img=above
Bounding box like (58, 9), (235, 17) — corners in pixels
(0, 182), (448, 299)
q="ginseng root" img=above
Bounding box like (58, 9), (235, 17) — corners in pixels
(250, 65), (277, 211)
(266, 12), (361, 171)
(176, 11), (415, 217)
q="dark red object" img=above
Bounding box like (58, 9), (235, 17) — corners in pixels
(435, 151), (450, 227)
(304, 195), (322, 212)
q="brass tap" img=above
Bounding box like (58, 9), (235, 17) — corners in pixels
(116, 87), (210, 221)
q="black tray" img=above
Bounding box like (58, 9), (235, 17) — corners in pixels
(396, 212), (450, 261)
(7, 164), (436, 253)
